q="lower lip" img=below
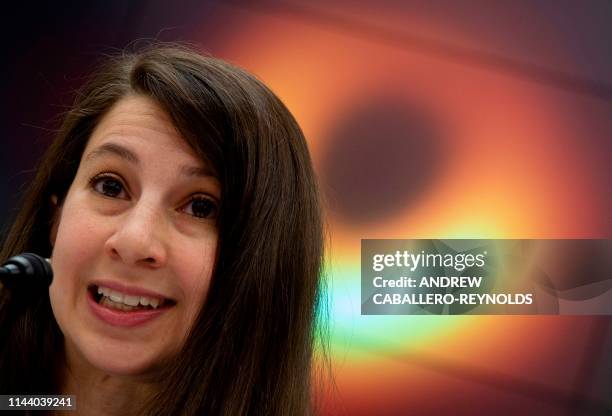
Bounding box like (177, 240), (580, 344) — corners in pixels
(87, 290), (170, 328)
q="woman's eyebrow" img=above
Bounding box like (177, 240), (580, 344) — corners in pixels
(179, 165), (216, 178)
(84, 141), (216, 178)
(84, 142), (139, 165)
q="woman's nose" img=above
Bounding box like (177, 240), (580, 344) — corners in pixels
(104, 200), (168, 268)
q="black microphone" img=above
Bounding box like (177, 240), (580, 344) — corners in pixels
(0, 253), (53, 292)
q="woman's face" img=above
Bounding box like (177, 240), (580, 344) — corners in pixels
(49, 94), (220, 376)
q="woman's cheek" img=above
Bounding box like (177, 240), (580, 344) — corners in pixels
(50, 205), (102, 302)
(180, 242), (216, 318)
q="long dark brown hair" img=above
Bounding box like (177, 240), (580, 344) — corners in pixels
(0, 42), (326, 415)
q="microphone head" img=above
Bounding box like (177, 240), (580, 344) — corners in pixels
(0, 252), (53, 292)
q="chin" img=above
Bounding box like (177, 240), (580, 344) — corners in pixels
(91, 356), (164, 379)
(71, 335), (168, 379)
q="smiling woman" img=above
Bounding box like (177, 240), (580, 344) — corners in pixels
(50, 94), (221, 379)
(0, 43), (325, 415)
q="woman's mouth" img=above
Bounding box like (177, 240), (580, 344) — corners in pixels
(87, 284), (176, 327)
(90, 285), (170, 311)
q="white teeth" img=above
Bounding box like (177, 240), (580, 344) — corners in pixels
(123, 295), (140, 306)
(109, 290), (124, 303)
(95, 285), (165, 309)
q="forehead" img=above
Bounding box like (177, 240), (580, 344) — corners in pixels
(84, 94), (201, 166)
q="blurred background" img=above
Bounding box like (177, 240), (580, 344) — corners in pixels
(2, 1), (611, 414)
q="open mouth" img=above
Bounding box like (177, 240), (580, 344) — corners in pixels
(88, 284), (176, 312)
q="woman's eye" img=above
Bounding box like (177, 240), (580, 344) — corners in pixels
(90, 174), (127, 198)
(182, 196), (218, 220)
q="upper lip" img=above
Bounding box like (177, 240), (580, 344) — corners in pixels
(89, 280), (175, 303)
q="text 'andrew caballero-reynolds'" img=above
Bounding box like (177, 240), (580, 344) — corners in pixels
(368, 250), (533, 307)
